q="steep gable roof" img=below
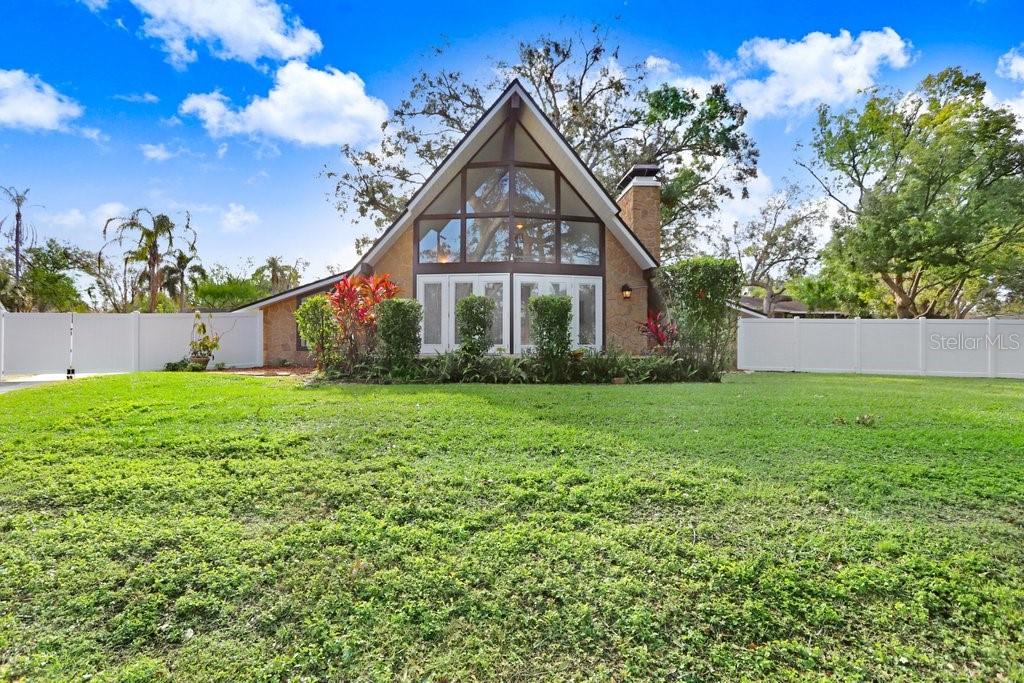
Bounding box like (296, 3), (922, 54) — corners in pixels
(354, 80), (658, 273)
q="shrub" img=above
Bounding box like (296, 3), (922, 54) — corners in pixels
(375, 298), (422, 379)
(656, 257), (741, 378)
(455, 295), (496, 361)
(527, 294), (572, 382)
(295, 295), (340, 370)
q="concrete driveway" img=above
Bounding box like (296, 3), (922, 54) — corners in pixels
(0, 381), (54, 394)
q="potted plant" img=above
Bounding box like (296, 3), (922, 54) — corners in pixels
(189, 311), (221, 370)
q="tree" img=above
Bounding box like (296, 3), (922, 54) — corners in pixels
(192, 264), (270, 311)
(324, 27), (757, 259)
(1, 186), (32, 289)
(19, 239), (91, 312)
(718, 185), (825, 315)
(159, 249), (206, 311)
(801, 68), (1024, 318)
(100, 209), (197, 313)
(253, 256), (306, 294)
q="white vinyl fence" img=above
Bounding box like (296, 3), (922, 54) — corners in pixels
(738, 317), (1024, 379)
(0, 311), (262, 379)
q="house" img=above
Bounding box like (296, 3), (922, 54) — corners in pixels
(734, 295), (848, 319)
(237, 80), (662, 365)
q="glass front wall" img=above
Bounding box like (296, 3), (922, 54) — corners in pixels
(415, 121), (602, 267)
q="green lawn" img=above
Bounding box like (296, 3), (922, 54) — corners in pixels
(0, 373), (1022, 681)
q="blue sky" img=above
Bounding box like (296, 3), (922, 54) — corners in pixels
(1, 0), (1022, 280)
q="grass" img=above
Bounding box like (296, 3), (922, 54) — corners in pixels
(0, 372), (1022, 681)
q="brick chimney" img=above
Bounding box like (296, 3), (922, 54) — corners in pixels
(615, 163), (661, 263)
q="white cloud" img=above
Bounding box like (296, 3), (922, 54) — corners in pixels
(180, 60), (387, 147)
(650, 29), (911, 120)
(997, 46), (1024, 82)
(140, 142), (179, 161)
(83, 0), (322, 69)
(0, 68), (84, 132)
(115, 92), (160, 104)
(220, 202), (259, 233)
(216, 142), (228, 159)
(48, 208), (87, 230)
(644, 55), (677, 75)
(92, 202), (130, 228)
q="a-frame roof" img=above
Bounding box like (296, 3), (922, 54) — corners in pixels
(355, 79), (658, 273)
(236, 80), (658, 312)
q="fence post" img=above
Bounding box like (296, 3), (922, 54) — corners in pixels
(0, 310), (5, 383)
(792, 316), (801, 372)
(918, 317), (927, 376)
(68, 312), (74, 379)
(254, 310), (264, 369)
(988, 317), (996, 378)
(132, 311), (141, 372)
(853, 317), (862, 374)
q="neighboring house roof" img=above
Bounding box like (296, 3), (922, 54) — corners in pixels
(736, 295), (848, 318)
(236, 80), (658, 312)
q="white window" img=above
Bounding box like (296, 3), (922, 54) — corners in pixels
(513, 274), (602, 352)
(416, 274), (510, 354)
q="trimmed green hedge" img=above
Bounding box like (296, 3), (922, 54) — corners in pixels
(375, 298), (422, 379)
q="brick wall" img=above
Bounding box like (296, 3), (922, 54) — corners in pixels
(262, 296), (311, 366)
(604, 232), (648, 353)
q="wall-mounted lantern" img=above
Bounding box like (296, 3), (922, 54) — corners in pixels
(621, 284), (633, 300)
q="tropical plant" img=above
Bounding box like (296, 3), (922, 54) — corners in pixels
(100, 209), (197, 313)
(1, 186), (31, 291)
(253, 256), (307, 294)
(295, 295), (340, 370)
(159, 249), (206, 311)
(638, 310), (678, 350)
(188, 311), (220, 365)
(325, 26), (757, 259)
(327, 274), (399, 369)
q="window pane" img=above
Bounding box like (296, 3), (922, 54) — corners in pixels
(418, 218), (461, 263)
(560, 178), (593, 217)
(484, 281), (504, 346)
(513, 167), (556, 214)
(520, 282), (538, 345)
(425, 177), (460, 215)
(578, 283), (597, 346)
(452, 281), (474, 344)
(467, 217), (508, 262)
(514, 125), (548, 164)
(423, 283), (443, 345)
(466, 167), (509, 214)
(471, 128), (504, 163)
(511, 219), (556, 263)
(560, 221), (600, 265)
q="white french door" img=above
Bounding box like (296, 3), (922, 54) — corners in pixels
(513, 274), (602, 352)
(416, 274), (510, 354)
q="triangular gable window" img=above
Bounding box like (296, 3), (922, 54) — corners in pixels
(415, 105), (602, 267)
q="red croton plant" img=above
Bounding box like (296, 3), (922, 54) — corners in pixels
(328, 274), (399, 366)
(638, 310), (678, 350)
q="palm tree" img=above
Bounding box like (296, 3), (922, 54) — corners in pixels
(2, 186), (30, 286)
(253, 255), (305, 294)
(160, 249), (206, 311)
(100, 209), (197, 313)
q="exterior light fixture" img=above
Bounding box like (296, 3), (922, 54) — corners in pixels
(621, 284), (633, 300)
(515, 222), (524, 230)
